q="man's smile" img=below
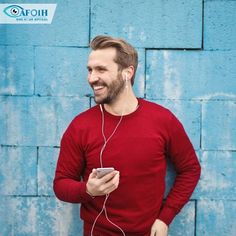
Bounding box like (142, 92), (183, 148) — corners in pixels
(93, 85), (107, 95)
(93, 85), (105, 91)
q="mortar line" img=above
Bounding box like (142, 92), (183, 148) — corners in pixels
(201, 0), (205, 50)
(88, 0), (92, 44)
(200, 102), (203, 150)
(36, 146), (39, 196)
(144, 48), (147, 99)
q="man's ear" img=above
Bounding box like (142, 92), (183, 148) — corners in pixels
(122, 66), (134, 81)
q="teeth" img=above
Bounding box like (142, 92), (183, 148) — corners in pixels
(93, 86), (104, 90)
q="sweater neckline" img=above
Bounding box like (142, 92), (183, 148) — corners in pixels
(100, 98), (143, 119)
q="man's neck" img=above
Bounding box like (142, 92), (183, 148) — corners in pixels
(104, 90), (138, 116)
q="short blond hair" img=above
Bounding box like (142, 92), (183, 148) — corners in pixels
(90, 35), (138, 85)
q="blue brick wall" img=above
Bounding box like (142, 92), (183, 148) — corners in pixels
(0, 0), (235, 235)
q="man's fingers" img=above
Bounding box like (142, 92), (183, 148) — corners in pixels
(100, 172), (120, 193)
(89, 169), (97, 178)
(150, 229), (156, 236)
(88, 170), (120, 196)
(100, 170), (119, 183)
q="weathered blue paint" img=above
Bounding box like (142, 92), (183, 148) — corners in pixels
(38, 147), (59, 196)
(0, 96), (90, 146)
(204, 1), (236, 50)
(1, 0), (89, 46)
(194, 151), (236, 200)
(202, 101), (236, 150)
(35, 47), (91, 97)
(197, 200), (236, 236)
(146, 50), (236, 100)
(0, 0), (235, 235)
(91, 0), (202, 48)
(0, 146), (37, 195)
(0, 46), (34, 95)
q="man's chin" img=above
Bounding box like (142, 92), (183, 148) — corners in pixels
(93, 96), (104, 104)
(93, 95), (110, 105)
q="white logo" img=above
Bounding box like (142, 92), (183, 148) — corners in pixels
(0, 4), (57, 24)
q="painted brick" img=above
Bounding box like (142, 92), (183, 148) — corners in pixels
(0, 0), (235, 235)
(91, 0), (202, 48)
(197, 200), (236, 236)
(0, 96), (57, 146)
(0, 25), (6, 45)
(0, 46), (34, 95)
(37, 197), (82, 235)
(202, 101), (236, 150)
(146, 50), (236, 100)
(133, 49), (145, 98)
(0, 197), (82, 235)
(38, 147), (59, 196)
(169, 201), (195, 236)
(3, 0), (89, 46)
(0, 197), (13, 235)
(0, 46), (5, 80)
(35, 47), (91, 96)
(204, 1), (236, 50)
(0, 146), (37, 195)
(150, 100), (201, 150)
(194, 151), (236, 200)
(0, 96), (89, 146)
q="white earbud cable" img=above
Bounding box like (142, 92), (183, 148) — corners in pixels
(90, 80), (129, 236)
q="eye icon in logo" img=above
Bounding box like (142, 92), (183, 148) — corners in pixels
(4, 5), (23, 18)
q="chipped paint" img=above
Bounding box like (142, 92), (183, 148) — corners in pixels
(195, 92), (236, 101)
(0, 0), (236, 235)
(122, 26), (135, 39)
(163, 51), (182, 100)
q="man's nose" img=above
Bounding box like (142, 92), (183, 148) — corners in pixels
(88, 71), (99, 83)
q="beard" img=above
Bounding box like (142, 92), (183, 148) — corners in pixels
(93, 73), (125, 104)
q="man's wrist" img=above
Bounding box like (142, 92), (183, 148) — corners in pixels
(156, 219), (168, 228)
(158, 206), (176, 226)
(86, 188), (95, 199)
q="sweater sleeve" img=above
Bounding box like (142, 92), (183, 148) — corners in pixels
(53, 122), (92, 203)
(157, 113), (201, 225)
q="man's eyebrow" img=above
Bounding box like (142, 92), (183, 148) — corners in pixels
(87, 65), (107, 70)
(96, 65), (107, 70)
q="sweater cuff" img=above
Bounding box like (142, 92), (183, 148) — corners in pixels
(79, 182), (95, 203)
(158, 206), (177, 226)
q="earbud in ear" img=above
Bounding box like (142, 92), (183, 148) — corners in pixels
(123, 73), (128, 82)
(125, 73), (128, 88)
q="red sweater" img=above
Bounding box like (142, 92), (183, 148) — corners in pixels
(53, 98), (201, 235)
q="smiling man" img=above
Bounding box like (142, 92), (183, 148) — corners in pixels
(53, 35), (201, 236)
(87, 47), (128, 104)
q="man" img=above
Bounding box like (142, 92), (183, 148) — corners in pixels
(53, 35), (201, 236)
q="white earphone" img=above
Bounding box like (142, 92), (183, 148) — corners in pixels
(91, 104), (126, 236)
(125, 73), (128, 88)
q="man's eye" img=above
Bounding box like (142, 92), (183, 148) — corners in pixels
(98, 68), (106, 72)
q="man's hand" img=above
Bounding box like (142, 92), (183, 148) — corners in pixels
(86, 169), (120, 197)
(150, 219), (168, 236)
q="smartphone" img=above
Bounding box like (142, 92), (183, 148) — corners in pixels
(96, 167), (115, 178)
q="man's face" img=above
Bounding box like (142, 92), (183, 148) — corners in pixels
(87, 48), (125, 104)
